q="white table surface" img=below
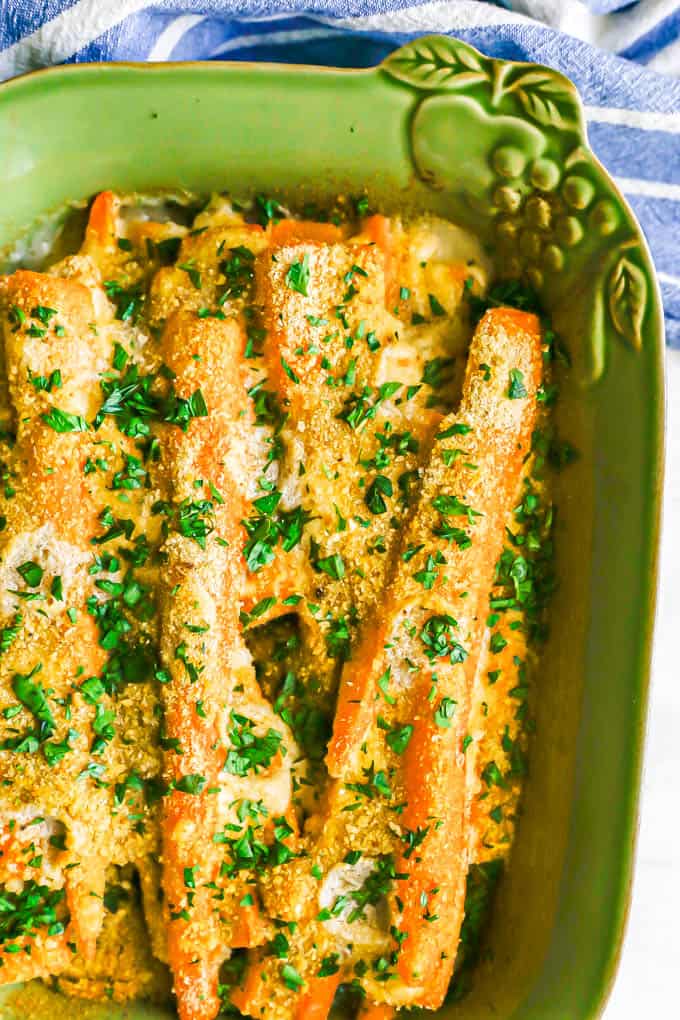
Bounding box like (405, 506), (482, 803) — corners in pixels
(602, 352), (679, 1016)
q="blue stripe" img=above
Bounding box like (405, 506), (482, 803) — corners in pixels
(619, 8), (680, 63)
(587, 123), (680, 185)
(215, 33), (391, 67)
(624, 194), (680, 282)
(579, 0), (640, 11)
(191, 13), (345, 58)
(167, 16), (248, 60)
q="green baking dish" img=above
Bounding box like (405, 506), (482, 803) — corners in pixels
(0, 36), (663, 1020)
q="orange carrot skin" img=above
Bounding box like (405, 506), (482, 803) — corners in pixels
(232, 955), (341, 1020)
(163, 793), (224, 1020)
(231, 903), (271, 949)
(395, 674), (469, 1002)
(295, 973), (343, 1020)
(0, 828), (73, 980)
(159, 310), (278, 1020)
(270, 219), (345, 247)
(361, 214), (391, 253)
(325, 618), (387, 779)
(84, 190), (117, 248)
(394, 308), (544, 1004)
(230, 957), (268, 1016)
(0, 936), (72, 985)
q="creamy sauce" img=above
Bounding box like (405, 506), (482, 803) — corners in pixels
(0, 191), (556, 1019)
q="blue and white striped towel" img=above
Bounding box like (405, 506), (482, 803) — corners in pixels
(0, 0), (679, 347)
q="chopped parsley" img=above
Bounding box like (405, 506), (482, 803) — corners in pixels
(431, 493), (482, 525)
(242, 492), (310, 573)
(0, 881), (67, 950)
(17, 561), (43, 588)
(29, 369), (62, 393)
(311, 548), (345, 581)
(420, 614), (467, 664)
(285, 255), (311, 296)
(255, 194), (285, 225)
(41, 408), (89, 433)
(428, 293), (447, 317)
(174, 774), (207, 795)
(337, 381), (400, 432)
(224, 713), (285, 776)
(434, 696), (457, 728)
(508, 369), (528, 400)
(103, 279), (144, 323)
(0, 613), (22, 656)
(219, 246), (255, 302)
(94, 362), (208, 436)
(178, 261), (202, 290)
(280, 356), (300, 385)
(364, 475), (393, 515)
(384, 723), (413, 755)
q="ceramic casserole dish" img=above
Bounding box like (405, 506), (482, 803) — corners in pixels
(0, 36), (664, 1020)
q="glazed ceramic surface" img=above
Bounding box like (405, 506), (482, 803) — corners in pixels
(0, 37), (663, 1020)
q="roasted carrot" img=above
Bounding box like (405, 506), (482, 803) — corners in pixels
(0, 931), (73, 985)
(233, 947), (343, 1020)
(4, 271), (103, 418)
(295, 972), (343, 1020)
(84, 190), (190, 280)
(253, 237), (394, 687)
(231, 902), (271, 949)
(2, 271), (105, 541)
(0, 271), (117, 979)
(158, 310), (298, 1020)
(255, 238), (399, 618)
(357, 1003), (395, 1020)
(324, 618), (387, 778)
(159, 312), (248, 1020)
(466, 613), (530, 864)
(0, 610), (110, 982)
(361, 214), (391, 254)
(18, 425), (96, 543)
(256, 238), (385, 399)
(269, 219), (345, 247)
(396, 309), (542, 1003)
(319, 308), (542, 1007)
(229, 956), (268, 1016)
(148, 222), (268, 323)
(0, 822), (75, 980)
(83, 190), (118, 251)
